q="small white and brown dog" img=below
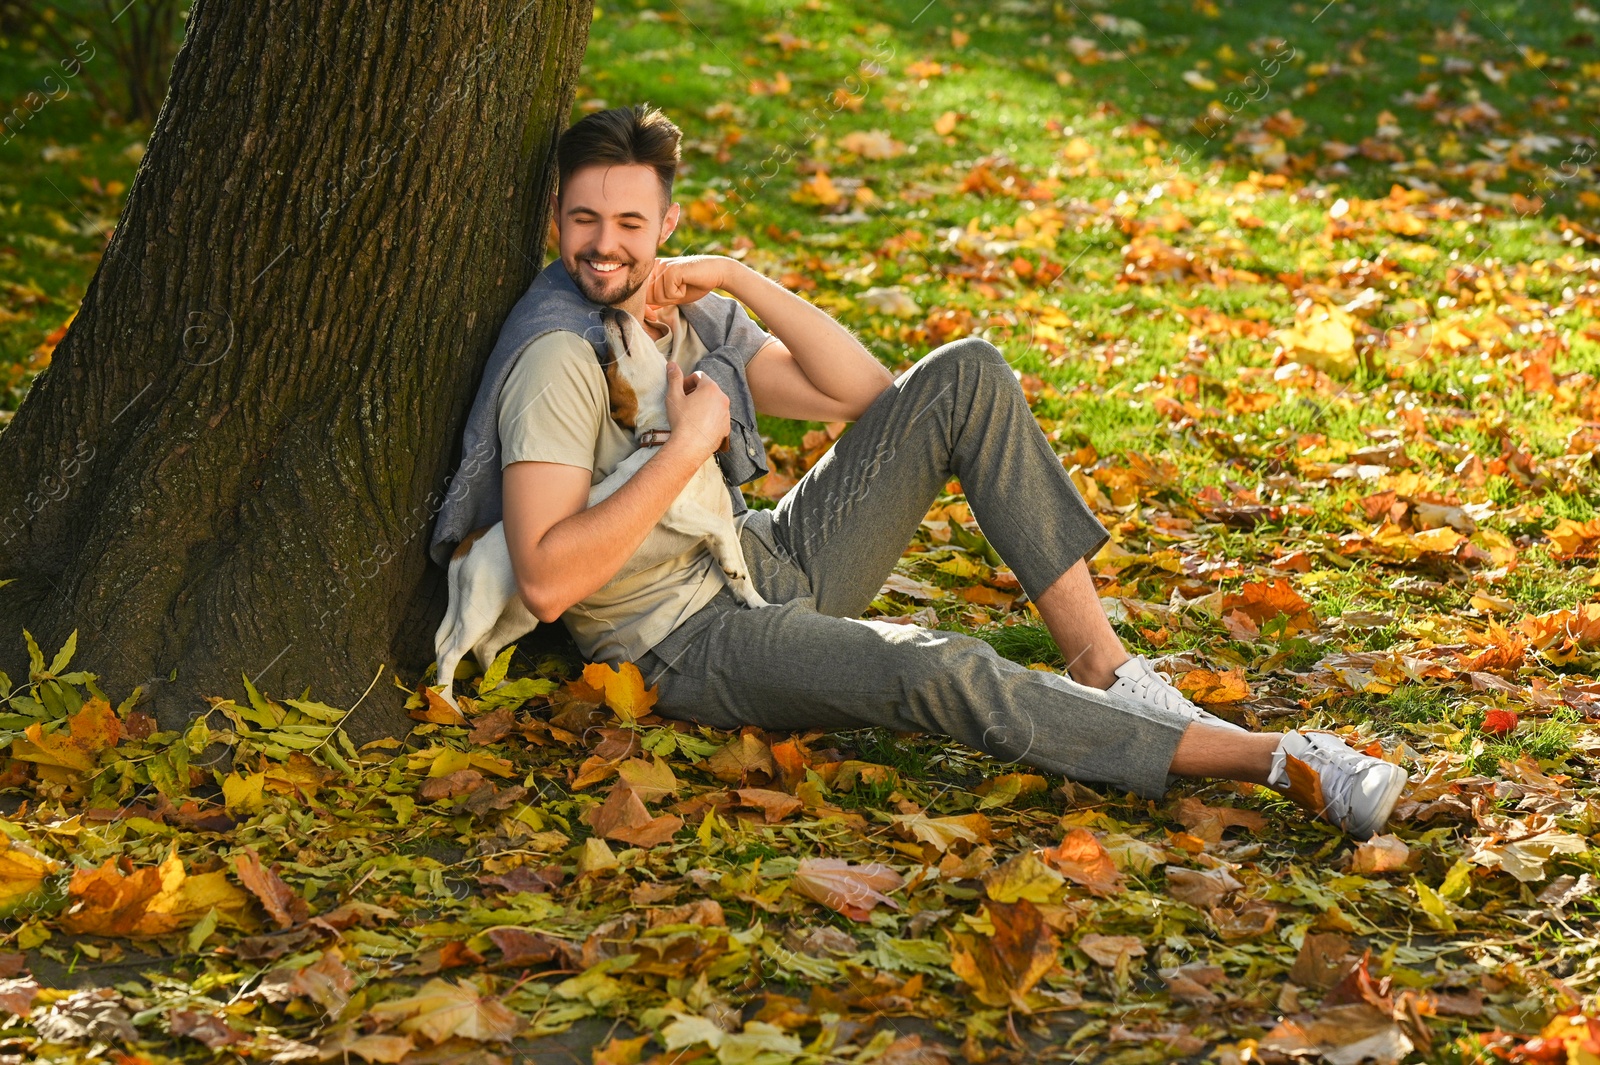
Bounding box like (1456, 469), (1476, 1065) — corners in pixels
(432, 306), (769, 708)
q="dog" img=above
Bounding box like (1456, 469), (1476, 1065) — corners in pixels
(433, 306), (769, 708)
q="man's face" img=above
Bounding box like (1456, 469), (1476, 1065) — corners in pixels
(553, 163), (679, 306)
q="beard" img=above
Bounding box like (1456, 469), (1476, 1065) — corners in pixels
(570, 253), (652, 306)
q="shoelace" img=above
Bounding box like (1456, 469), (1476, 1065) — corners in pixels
(1121, 660), (1203, 718)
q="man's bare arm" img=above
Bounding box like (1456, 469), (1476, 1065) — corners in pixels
(648, 256), (894, 421)
(718, 261), (894, 419)
(504, 363), (730, 623)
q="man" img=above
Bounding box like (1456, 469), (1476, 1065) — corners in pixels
(436, 103), (1409, 840)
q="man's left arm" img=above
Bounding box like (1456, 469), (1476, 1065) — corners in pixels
(667, 258), (895, 422)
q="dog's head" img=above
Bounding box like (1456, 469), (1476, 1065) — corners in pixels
(599, 306), (670, 432)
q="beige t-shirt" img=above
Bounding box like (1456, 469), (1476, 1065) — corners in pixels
(497, 305), (749, 667)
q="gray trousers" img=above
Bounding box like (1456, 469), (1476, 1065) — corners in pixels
(636, 337), (1191, 799)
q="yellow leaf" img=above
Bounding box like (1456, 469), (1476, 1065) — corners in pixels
(934, 111), (961, 136)
(222, 771), (265, 816)
(59, 849), (252, 937)
(581, 662), (658, 722)
(982, 850), (1065, 904)
(1275, 303), (1357, 377)
(0, 838), (60, 916)
(365, 978), (521, 1044)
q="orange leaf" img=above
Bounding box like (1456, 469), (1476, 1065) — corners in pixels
(1280, 753), (1326, 817)
(1175, 668), (1252, 705)
(1039, 828), (1124, 897)
(233, 848), (308, 930)
(9, 697), (121, 773)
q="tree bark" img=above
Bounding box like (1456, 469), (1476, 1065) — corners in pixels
(0, 0), (592, 740)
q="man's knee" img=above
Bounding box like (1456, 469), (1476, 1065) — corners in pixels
(922, 336), (1009, 377)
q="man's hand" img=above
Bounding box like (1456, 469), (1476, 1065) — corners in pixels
(646, 255), (740, 308)
(662, 362), (729, 463)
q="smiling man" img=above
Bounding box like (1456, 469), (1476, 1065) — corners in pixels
(430, 104), (1410, 840)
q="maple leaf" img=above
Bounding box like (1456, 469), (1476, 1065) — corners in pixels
(0, 838), (60, 917)
(1175, 668), (1252, 705)
(1279, 754), (1328, 818)
(892, 811), (991, 852)
(581, 661), (658, 722)
(583, 779), (683, 848)
(948, 900), (1059, 1009)
(1222, 579), (1316, 633)
(8, 696), (121, 776)
(1038, 828), (1125, 897)
(791, 858), (903, 920)
(705, 732), (775, 785)
(1481, 709), (1519, 735)
(59, 849), (252, 937)
(366, 978), (521, 1044)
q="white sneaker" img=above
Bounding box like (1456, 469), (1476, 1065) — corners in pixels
(1106, 655), (1250, 733)
(1267, 730), (1409, 840)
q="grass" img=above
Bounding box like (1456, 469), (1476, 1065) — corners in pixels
(2, 0), (1600, 1060)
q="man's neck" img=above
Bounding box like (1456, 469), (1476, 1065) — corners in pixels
(613, 289), (669, 342)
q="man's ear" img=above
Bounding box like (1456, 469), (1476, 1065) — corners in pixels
(659, 201), (681, 245)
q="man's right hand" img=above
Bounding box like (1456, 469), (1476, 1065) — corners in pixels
(663, 362), (730, 462)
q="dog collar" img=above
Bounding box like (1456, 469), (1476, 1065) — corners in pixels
(638, 428), (671, 447)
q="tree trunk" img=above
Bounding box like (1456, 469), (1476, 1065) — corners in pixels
(0, 0), (592, 741)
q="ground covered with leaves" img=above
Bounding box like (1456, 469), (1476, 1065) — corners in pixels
(3, 1), (1600, 1063)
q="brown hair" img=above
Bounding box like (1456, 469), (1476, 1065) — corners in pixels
(556, 103), (681, 211)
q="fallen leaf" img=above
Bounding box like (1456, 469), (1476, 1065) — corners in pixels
(365, 978), (521, 1044)
(1039, 829), (1125, 896)
(1351, 835), (1410, 874)
(791, 858), (903, 920)
(948, 900), (1058, 1008)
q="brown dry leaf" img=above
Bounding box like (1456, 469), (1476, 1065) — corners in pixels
(947, 900), (1059, 1008)
(0, 977), (39, 1019)
(705, 732), (775, 785)
(285, 949), (356, 1016)
(791, 858), (903, 920)
(733, 788), (804, 823)
(365, 978), (521, 1044)
(1165, 865), (1244, 909)
(234, 847), (309, 930)
(60, 850), (251, 937)
(1289, 933), (1355, 991)
(583, 780), (683, 848)
(316, 1029), (415, 1063)
(1174, 797), (1269, 842)
(169, 1009), (245, 1049)
(1039, 828), (1125, 897)
(1078, 933), (1145, 968)
(412, 686), (468, 724)
(582, 662), (659, 722)
(1351, 834), (1411, 874)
